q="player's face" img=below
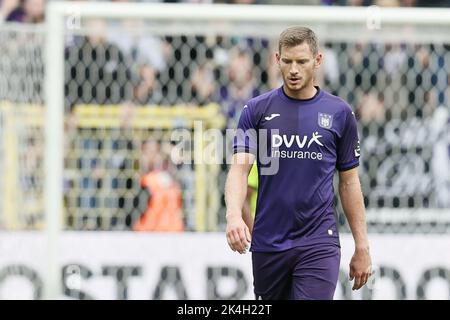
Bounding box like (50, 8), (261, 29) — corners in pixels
(276, 43), (322, 93)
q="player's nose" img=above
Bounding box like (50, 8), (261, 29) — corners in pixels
(289, 70), (299, 77)
(289, 64), (299, 75)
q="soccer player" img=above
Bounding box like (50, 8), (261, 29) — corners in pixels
(225, 26), (372, 300)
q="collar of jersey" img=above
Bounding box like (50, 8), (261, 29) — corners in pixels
(277, 85), (324, 105)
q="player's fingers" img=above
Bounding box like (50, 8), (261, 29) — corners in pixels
(362, 273), (370, 287)
(357, 274), (368, 289)
(352, 274), (362, 290)
(231, 229), (245, 252)
(226, 232), (235, 251)
(349, 267), (355, 281)
(244, 226), (252, 244)
(352, 277), (359, 290)
(237, 228), (249, 254)
(364, 268), (373, 285)
(357, 274), (366, 290)
(240, 228), (251, 254)
(228, 230), (239, 251)
(359, 268), (372, 288)
(237, 227), (249, 248)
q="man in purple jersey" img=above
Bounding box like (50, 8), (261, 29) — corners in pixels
(225, 26), (372, 300)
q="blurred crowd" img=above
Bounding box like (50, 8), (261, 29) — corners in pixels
(1, 0), (450, 25)
(0, 0), (449, 231)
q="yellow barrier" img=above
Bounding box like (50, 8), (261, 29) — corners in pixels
(0, 102), (225, 231)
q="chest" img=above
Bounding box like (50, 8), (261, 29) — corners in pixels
(257, 106), (338, 151)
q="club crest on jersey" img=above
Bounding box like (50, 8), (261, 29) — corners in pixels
(318, 113), (333, 129)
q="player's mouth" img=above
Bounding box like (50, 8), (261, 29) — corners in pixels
(288, 78), (301, 85)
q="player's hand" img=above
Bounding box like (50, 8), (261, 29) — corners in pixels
(349, 247), (372, 290)
(226, 214), (251, 254)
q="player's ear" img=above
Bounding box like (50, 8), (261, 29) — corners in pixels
(275, 51), (281, 65)
(314, 52), (323, 69)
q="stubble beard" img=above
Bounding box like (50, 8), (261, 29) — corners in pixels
(284, 74), (309, 94)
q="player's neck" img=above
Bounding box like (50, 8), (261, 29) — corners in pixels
(283, 84), (317, 100)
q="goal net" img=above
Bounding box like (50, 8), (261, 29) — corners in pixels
(47, 2), (450, 232)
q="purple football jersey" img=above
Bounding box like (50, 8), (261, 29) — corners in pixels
(233, 86), (360, 252)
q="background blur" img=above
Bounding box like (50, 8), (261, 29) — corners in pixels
(0, 0), (449, 300)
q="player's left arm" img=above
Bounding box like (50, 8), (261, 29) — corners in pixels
(338, 167), (372, 291)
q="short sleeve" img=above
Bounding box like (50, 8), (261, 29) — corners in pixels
(336, 108), (360, 171)
(232, 104), (257, 154)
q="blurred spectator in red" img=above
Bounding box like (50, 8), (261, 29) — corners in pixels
(132, 141), (184, 232)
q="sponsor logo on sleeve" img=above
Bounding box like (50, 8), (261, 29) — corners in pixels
(354, 140), (361, 157)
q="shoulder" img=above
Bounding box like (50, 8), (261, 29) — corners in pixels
(249, 87), (278, 105)
(245, 88), (279, 116)
(320, 90), (355, 120)
(322, 90), (353, 112)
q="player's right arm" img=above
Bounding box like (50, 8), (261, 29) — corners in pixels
(225, 152), (254, 254)
(226, 102), (258, 254)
